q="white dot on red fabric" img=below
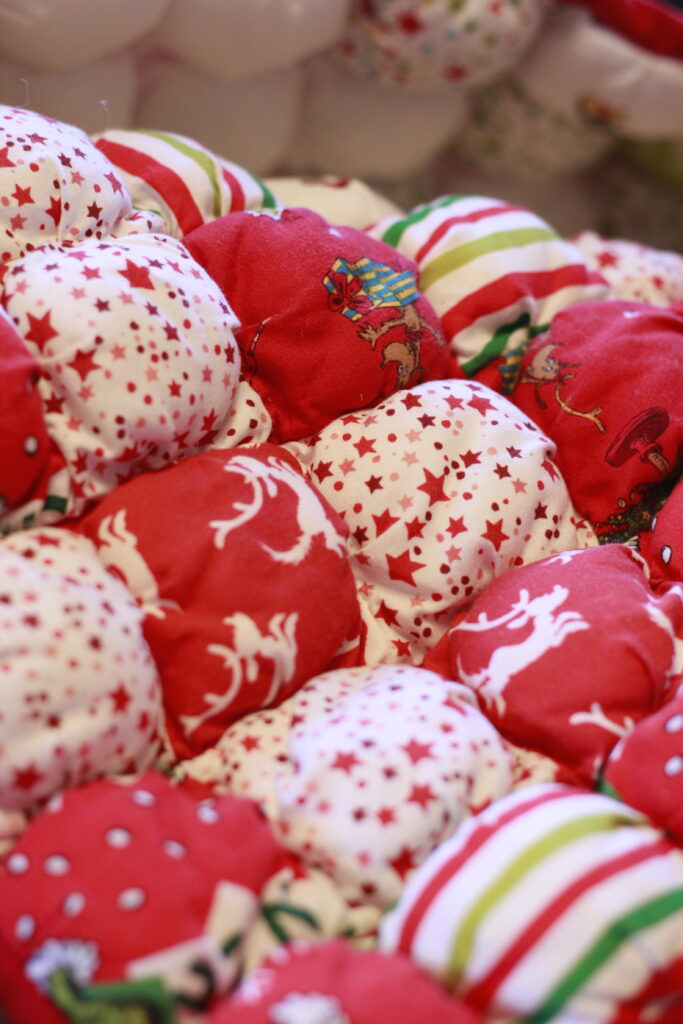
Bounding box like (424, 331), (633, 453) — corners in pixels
(163, 839), (186, 859)
(106, 827), (132, 848)
(6, 853), (29, 874)
(665, 715), (683, 733)
(197, 804), (220, 824)
(63, 892), (86, 917)
(15, 914), (34, 940)
(43, 854), (70, 875)
(664, 755), (683, 776)
(132, 789), (155, 807)
(118, 887), (146, 911)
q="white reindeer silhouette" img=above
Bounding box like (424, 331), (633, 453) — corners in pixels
(210, 455), (346, 564)
(455, 585), (589, 715)
(96, 510), (180, 619)
(269, 993), (350, 1024)
(180, 610), (299, 735)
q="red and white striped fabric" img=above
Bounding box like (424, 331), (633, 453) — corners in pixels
(286, 377), (597, 665)
(380, 783), (683, 1023)
(368, 195), (608, 391)
(93, 128), (279, 239)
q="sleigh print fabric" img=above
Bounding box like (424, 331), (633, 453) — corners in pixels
(1, 102), (683, 1024)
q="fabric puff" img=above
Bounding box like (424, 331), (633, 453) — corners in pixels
(603, 690), (683, 844)
(209, 940), (483, 1024)
(72, 444), (360, 761)
(1, 232), (241, 525)
(336, 0), (547, 91)
(440, 543), (683, 784)
(266, 663), (513, 910)
(380, 783), (683, 1023)
(285, 377), (597, 665)
(518, 5), (683, 139)
(0, 105), (131, 266)
(264, 175), (404, 232)
(638, 477), (683, 584)
(510, 299), (683, 542)
(368, 194), (608, 391)
(573, 230), (683, 307)
(0, 526), (162, 816)
(0, 305), (58, 526)
(0, 771), (287, 1024)
(93, 128), (279, 240)
(183, 206), (452, 443)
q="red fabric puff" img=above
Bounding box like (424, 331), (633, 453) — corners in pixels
(0, 772), (285, 1024)
(510, 300), (683, 541)
(0, 306), (57, 523)
(439, 544), (683, 784)
(603, 689), (683, 842)
(73, 444), (360, 760)
(209, 940), (482, 1024)
(183, 207), (453, 442)
(638, 478), (683, 584)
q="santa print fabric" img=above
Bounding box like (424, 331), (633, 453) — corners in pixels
(0, 106), (131, 266)
(72, 444), (360, 761)
(183, 206), (453, 442)
(0, 772), (289, 1024)
(437, 544), (683, 784)
(1, 231), (242, 527)
(0, 527), (162, 816)
(209, 940), (483, 1023)
(509, 299), (683, 542)
(380, 784), (683, 1023)
(285, 377), (597, 665)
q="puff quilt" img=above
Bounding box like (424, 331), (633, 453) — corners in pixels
(1, 104), (683, 1024)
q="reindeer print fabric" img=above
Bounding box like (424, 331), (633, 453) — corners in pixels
(183, 206), (453, 442)
(4, 103), (683, 1023)
(72, 444), (360, 760)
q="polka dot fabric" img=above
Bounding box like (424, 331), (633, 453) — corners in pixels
(286, 378), (597, 665)
(0, 528), (162, 815)
(1, 231), (241, 524)
(0, 105), (131, 265)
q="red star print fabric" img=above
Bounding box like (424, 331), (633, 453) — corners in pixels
(1, 232), (241, 525)
(0, 527), (162, 818)
(0, 106), (131, 265)
(380, 783), (683, 1023)
(0, 772), (290, 1024)
(183, 206), (454, 442)
(72, 445), (361, 760)
(509, 299), (683, 542)
(209, 940), (483, 1024)
(285, 377), (597, 664)
(439, 544), (683, 784)
(573, 231), (683, 307)
(0, 305), (58, 524)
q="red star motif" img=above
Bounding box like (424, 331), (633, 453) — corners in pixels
(352, 525), (368, 545)
(331, 750), (361, 773)
(386, 549), (426, 586)
(373, 508), (399, 537)
(407, 783), (437, 809)
(447, 515), (467, 537)
(401, 392), (422, 409)
(109, 685), (131, 712)
(461, 449), (481, 467)
(467, 394), (495, 416)
(66, 349), (101, 381)
(24, 310), (58, 349)
(376, 600), (399, 627)
(353, 436), (376, 457)
(534, 503), (547, 519)
(365, 474), (383, 493)
(506, 446), (522, 458)
(402, 739), (434, 763)
(377, 806), (396, 826)
(12, 184), (34, 206)
(417, 467), (448, 506)
(119, 259), (155, 290)
(0, 145), (16, 168)
(494, 463), (510, 479)
(45, 195), (61, 226)
(597, 251), (618, 268)
(313, 461), (334, 483)
(105, 171), (124, 194)
(392, 638), (412, 657)
(406, 516), (425, 539)
(10, 213), (26, 231)
(542, 458), (560, 481)
(241, 735), (260, 751)
(389, 846), (417, 879)
(481, 519), (510, 551)
(163, 322), (180, 341)
(13, 764), (43, 791)
(87, 201), (102, 219)
(82, 265), (101, 280)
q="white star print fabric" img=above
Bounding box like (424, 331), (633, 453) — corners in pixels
(285, 378), (597, 664)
